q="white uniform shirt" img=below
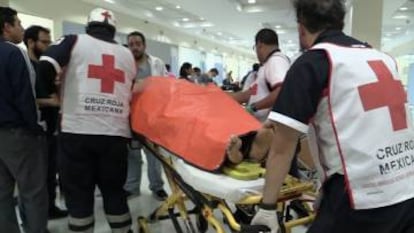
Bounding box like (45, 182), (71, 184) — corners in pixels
(248, 51), (290, 122)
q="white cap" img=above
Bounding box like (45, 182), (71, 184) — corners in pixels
(87, 8), (116, 28)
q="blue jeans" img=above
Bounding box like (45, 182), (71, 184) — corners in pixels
(124, 141), (164, 193)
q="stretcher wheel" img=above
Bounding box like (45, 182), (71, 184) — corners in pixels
(196, 213), (208, 233)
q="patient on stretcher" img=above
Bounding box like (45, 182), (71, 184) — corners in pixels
(225, 127), (274, 165)
(131, 77), (272, 172)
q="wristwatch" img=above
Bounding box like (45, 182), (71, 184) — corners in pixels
(250, 103), (258, 112)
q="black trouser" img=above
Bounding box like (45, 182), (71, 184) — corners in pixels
(308, 174), (414, 233)
(47, 133), (58, 209)
(58, 133), (131, 233)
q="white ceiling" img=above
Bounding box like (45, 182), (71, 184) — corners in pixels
(382, 0), (414, 54)
(83, 0), (414, 56)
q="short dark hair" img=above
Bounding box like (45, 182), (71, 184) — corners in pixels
(193, 67), (201, 73)
(180, 62), (192, 77)
(165, 64), (171, 72)
(252, 63), (260, 72)
(255, 28), (279, 46)
(209, 68), (219, 75)
(293, 0), (345, 33)
(127, 31), (146, 45)
(23, 25), (50, 46)
(0, 7), (17, 36)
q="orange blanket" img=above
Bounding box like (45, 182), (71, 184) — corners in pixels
(130, 77), (261, 172)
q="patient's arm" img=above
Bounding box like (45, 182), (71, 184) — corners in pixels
(248, 127), (274, 161)
(226, 136), (244, 164)
(225, 127), (275, 165)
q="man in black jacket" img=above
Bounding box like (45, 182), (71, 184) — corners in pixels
(0, 6), (48, 233)
(24, 25), (68, 220)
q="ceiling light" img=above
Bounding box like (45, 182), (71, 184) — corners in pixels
(288, 40), (293, 43)
(104, 0), (115, 3)
(145, 11), (154, 18)
(400, 7), (408, 11)
(173, 22), (180, 27)
(182, 18), (189, 22)
(200, 17), (205, 21)
(200, 22), (214, 28)
(217, 32), (223, 36)
(248, 0), (256, 4)
(176, 5), (181, 9)
(393, 15), (408, 19)
(396, 27), (402, 30)
(236, 4), (243, 12)
(277, 30), (286, 34)
(245, 7), (264, 13)
(155, 6), (163, 11)
(275, 25), (282, 29)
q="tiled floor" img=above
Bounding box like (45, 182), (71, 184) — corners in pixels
(44, 157), (308, 233)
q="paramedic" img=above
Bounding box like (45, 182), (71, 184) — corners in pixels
(251, 0), (414, 233)
(38, 8), (136, 233)
(230, 28), (290, 122)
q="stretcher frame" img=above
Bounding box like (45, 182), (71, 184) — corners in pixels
(137, 139), (315, 233)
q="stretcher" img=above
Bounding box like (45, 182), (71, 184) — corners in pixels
(131, 78), (316, 232)
(136, 139), (316, 233)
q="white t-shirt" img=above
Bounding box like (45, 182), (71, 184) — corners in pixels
(248, 51), (290, 122)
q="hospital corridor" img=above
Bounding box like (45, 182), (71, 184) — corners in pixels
(1, 0), (414, 233)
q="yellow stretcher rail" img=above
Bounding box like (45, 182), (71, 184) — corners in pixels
(137, 140), (316, 233)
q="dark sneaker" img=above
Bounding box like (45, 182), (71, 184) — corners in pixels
(49, 206), (68, 219)
(152, 189), (168, 201)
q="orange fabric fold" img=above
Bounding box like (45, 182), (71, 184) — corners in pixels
(131, 77), (261, 171)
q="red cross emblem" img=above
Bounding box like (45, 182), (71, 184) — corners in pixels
(101, 11), (112, 20)
(358, 60), (407, 131)
(88, 54), (125, 94)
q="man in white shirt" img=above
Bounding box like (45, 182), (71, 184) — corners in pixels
(231, 28), (290, 122)
(125, 31), (168, 200)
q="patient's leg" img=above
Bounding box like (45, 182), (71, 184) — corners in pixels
(248, 128), (274, 162)
(226, 135), (243, 164)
